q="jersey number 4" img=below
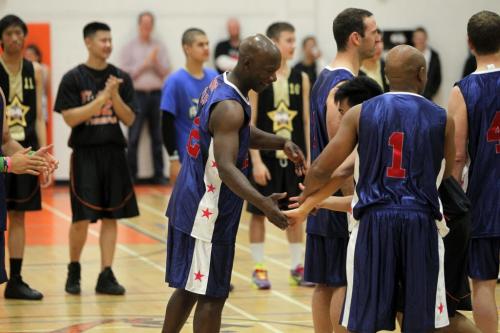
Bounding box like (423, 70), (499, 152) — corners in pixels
(486, 111), (500, 154)
(386, 132), (406, 179)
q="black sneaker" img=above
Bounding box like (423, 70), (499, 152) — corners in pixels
(65, 262), (81, 295)
(95, 267), (125, 295)
(4, 275), (43, 300)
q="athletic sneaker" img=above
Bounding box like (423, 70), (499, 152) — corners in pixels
(65, 262), (81, 295)
(289, 264), (315, 287)
(95, 267), (125, 295)
(4, 275), (43, 300)
(252, 264), (271, 290)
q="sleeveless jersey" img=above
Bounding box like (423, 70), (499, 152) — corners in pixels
(353, 92), (447, 220)
(0, 89), (6, 231)
(0, 59), (38, 148)
(256, 67), (306, 158)
(456, 68), (500, 237)
(166, 73), (251, 244)
(307, 67), (354, 238)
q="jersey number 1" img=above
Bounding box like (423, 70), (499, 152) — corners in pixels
(386, 132), (406, 179)
(486, 111), (500, 154)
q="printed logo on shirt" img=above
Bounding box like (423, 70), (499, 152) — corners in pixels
(189, 98), (199, 119)
(80, 89), (118, 126)
(6, 95), (29, 141)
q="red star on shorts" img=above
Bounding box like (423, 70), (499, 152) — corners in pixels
(438, 302), (444, 314)
(201, 208), (213, 219)
(206, 184), (216, 193)
(194, 270), (204, 281)
(211, 160), (218, 168)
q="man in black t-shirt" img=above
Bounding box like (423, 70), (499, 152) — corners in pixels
(214, 18), (240, 74)
(54, 22), (139, 296)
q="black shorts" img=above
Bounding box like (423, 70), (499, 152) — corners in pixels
(70, 146), (139, 223)
(247, 156), (303, 215)
(5, 173), (41, 211)
(443, 212), (472, 316)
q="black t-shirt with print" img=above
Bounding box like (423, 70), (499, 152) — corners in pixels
(54, 64), (136, 148)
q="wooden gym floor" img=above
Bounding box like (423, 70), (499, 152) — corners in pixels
(0, 185), (497, 332)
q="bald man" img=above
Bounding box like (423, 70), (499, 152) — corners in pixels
(285, 45), (456, 332)
(162, 34), (306, 333)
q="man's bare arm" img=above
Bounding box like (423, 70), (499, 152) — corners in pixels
(447, 86), (467, 183)
(210, 100), (288, 229)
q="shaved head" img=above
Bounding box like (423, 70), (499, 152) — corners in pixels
(385, 44), (427, 93)
(231, 34), (281, 93)
(238, 33), (281, 63)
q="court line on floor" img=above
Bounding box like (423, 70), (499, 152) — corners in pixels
(41, 202), (284, 333)
(139, 191), (299, 248)
(129, 203), (312, 312)
(137, 201), (306, 269)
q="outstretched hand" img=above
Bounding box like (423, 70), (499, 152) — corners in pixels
(283, 141), (306, 176)
(261, 192), (289, 230)
(283, 207), (308, 227)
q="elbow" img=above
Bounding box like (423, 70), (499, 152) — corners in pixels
(125, 113), (136, 127)
(454, 152), (467, 166)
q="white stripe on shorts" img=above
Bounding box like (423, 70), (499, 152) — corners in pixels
(434, 233), (449, 328)
(185, 238), (212, 295)
(341, 221), (359, 328)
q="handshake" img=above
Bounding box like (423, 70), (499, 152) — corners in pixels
(260, 183), (352, 230)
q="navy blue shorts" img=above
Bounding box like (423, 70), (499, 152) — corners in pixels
(0, 231), (6, 284)
(304, 233), (348, 286)
(341, 209), (448, 333)
(468, 237), (500, 281)
(165, 225), (234, 298)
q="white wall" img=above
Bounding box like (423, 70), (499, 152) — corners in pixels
(2, 0), (498, 180)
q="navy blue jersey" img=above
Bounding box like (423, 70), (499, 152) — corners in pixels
(0, 90), (6, 231)
(307, 67), (354, 238)
(456, 69), (500, 237)
(353, 92), (447, 220)
(166, 73), (251, 244)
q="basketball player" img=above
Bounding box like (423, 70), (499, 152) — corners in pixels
(287, 45), (455, 332)
(54, 22), (139, 296)
(0, 87), (56, 287)
(162, 34), (306, 333)
(0, 14), (50, 300)
(448, 10), (500, 333)
(289, 77), (480, 333)
(246, 22), (312, 289)
(306, 8), (379, 332)
(161, 28), (217, 184)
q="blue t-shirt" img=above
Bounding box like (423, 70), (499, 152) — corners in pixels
(160, 68), (218, 161)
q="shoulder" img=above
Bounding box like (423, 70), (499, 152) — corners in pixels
(205, 68), (218, 78)
(60, 66), (82, 84)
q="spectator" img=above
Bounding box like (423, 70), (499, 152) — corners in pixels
(24, 44), (50, 122)
(462, 52), (477, 78)
(293, 36), (322, 86)
(412, 27), (441, 100)
(214, 18), (240, 73)
(121, 11), (170, 184)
